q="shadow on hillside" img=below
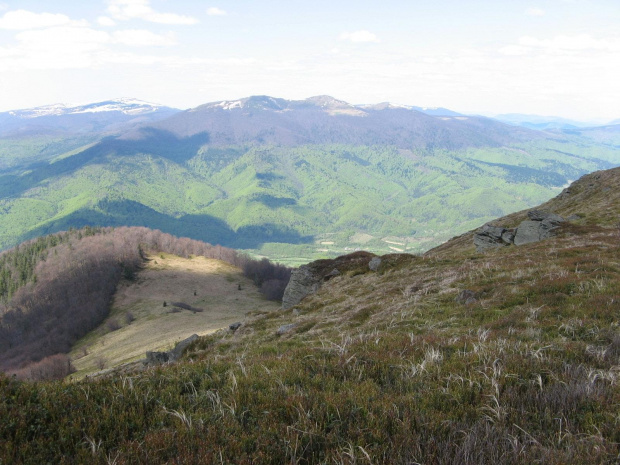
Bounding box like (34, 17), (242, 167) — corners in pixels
(0, 130), (210, 199)
(18, 199), (313, 250)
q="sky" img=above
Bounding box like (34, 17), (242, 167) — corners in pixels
(0, 0), (619, 121)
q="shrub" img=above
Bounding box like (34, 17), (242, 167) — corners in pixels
(10, 354), (75, 381)
(106, 319), (121, 332)
(261, 278), (289, 301)
(94, 357), (107, 370)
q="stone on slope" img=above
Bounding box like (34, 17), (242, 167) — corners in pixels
(282, 265), (323, 310)
(368, 257), (382, 271)
(281, 251), (377, 310)
(144, 333), (199, 365)
(513, 211), (565, 246)
(474, 224), (514, 252)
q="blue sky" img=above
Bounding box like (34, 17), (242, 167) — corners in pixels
(0, 0), (618, 121)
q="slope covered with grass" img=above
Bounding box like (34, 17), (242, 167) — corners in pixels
(70, 253), (279, 378)
(0, 168), (618, 464)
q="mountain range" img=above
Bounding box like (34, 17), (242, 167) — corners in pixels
(1, 95), (619, 263)
(0, 98), (178, 137)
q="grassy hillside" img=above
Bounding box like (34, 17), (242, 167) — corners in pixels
(70, 253), (280, 378)
(0, 168), (618, 464)
(430, 166), (620, 257)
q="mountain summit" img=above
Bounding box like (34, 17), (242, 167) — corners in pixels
(0, 99), (179, 137)
(153, 94), (539, 148)
(6, 98), (171, 119)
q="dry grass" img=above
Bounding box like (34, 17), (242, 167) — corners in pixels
(70, 254), (279, 377)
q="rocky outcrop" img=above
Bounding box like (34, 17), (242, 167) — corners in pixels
(144, 333), (199, 366)
(513, 210), (565, 245)
(276, 323), (296, 335)
(473, 225), (515, 252)
(282, 265), (323, 310)
(455, 289), (477, 305)
(474, 210), (565, 252)
(281, 251), (377, 309)
(368, 257), (382, 271)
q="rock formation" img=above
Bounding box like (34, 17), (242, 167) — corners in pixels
(473, 225), (515, 252)
(513, 210), (565, 245)
(474, 210), (565, 252)
(144, 334), (199, 366)
(281, 251), (376, 309)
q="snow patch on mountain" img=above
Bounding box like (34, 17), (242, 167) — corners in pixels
(7, 98), (167, 119)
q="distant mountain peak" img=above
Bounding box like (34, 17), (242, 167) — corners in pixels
(202, 95), (287, 112)
(305, 95), (349, 107)
(303, 95), (367, 116)
(7, 99), (170, 119)
(200, 95), (367, 116)
(357, 102), (413, 111)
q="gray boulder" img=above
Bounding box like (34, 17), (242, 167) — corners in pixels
(282, 265), (322, 310)
(276, 323), (296, 335)
(169, 334), (199, 361)
(145, 351), (169, 365)
(474, 224), (514, 252)
(527, 210), (564, 222)
(455, 289), (477, 305)
(144, 333), (199, 365)
(281, 251), (377, 310)
(368, 257), (382, 271)
(513, 211), (565, 246)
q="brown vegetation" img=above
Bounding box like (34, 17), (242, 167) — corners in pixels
(0, 226), (291, 378)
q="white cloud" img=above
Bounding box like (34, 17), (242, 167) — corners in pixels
(0, 23), (181, 71)
(112, 29), (176, 46)
(339, 30), (379, 43)
(107, 0), (198, 25)
(207, 7), (227, 16)
(4, 26), (109, 69)
(97, 16), (116, 27)
(0, 9), (88, 30)
(525, 7), (545, 16)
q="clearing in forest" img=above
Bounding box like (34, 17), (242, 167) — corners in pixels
(70, 253), (279, 377)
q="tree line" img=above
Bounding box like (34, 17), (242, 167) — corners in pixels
(0, 226), (291, 377)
